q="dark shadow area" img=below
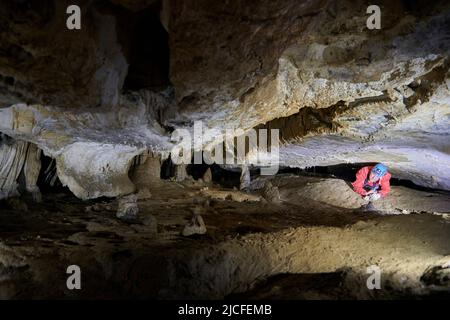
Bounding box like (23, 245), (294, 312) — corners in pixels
(37, 153), (71, 194)
(186, 163), (210, 180)
(226, 272), (348, 300)
(123, 0), (170, 91)
(160, 156), (175, 179)
(210, 165), (242, 189)
(187, 162), (262, 189)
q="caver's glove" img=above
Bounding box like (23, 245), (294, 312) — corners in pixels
(368, 193), (381, 201)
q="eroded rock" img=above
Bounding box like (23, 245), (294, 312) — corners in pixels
(0, 1), (128, 108)
(202, 168), (212, 184)
(0, 0), (450, 200)
(262, 181), (281, 203)
(239, 165), (251, 191)
(181, 214), (207, 237)
(117, 193), (139, 221)
(175, 164), (187, 182)
(0, 137), (42, 201)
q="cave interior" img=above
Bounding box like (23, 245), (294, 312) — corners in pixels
(0, 0), (450, 300)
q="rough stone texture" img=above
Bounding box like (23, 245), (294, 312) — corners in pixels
(0, 0), (450, 199)
(0, 91), (172, 199)
(239, 165), (250, 190)
(169, 0), (327, 121)
(0, 174), (449, 299)
(0, 0), (129, 108)
(175, 164), (187, 182)
(130, 152), (162, 187)
(0, 138), (28, 199)
(181, 214), (207, 237)
(117, 193), (139, 220)
(262, 181), (281, 203)
(167, 0), (450, 190)
(202, 167), (212, 184)
(23, 143), (42, 202)
(0, 138), (41, 201)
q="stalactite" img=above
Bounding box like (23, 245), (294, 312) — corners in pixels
(0, 136), (41, 201)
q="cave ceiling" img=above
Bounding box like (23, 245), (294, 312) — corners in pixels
(0, 0), (449, 198)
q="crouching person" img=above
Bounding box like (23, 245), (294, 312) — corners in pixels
(352, 163), (391, 210)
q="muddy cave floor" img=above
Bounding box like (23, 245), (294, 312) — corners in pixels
(0, 174), (450, 299)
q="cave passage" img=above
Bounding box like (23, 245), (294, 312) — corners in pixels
(277, 163), (450, 193)
(1, 0), (450, 303)
(36, 152), (70, 195)
(183, 161), (448, 194)
(123, 0), (170, 91)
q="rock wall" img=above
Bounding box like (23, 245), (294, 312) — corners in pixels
(0, 91), (173, 199)
(0, 0), (449, 198)
(168, 0), (450, 190)
(0, 0), (130, 108)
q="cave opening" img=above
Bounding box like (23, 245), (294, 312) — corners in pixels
(36, 153), (70, 195)
(278, 163), (450, 193)
(160, 157), (174, 179)
(186, 163), (210, 180)
(123, 0), (170, 91)
(168, 160), (447, 193)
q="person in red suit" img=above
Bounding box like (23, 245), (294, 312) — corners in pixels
(352, 164), (391, 206)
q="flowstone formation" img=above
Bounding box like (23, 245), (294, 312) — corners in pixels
(0, 0), (449, 197)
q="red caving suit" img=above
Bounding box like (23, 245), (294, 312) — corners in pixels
(352, 166), (391, 198)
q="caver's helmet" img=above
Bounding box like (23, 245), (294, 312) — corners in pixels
(371, 163), (388, 179)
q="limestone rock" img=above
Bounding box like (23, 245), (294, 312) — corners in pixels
(0, 138), (42, 201)
(175, 164), (187, 182)
(131, 154), (162, 188)
(23, 143), (42, 203)
(262, 181), (281, 203)
(167, 0), (450, 191)
(0, 0), (450, 196)
(0, 98), (172, 200)
(0, 138), (28, 199)
(202, 168), (212, 184)
(181, 215), (207, 237)
(239, 165), (251, 191)
(117, 194), (139, 221)
(0, 1), (128, 108)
